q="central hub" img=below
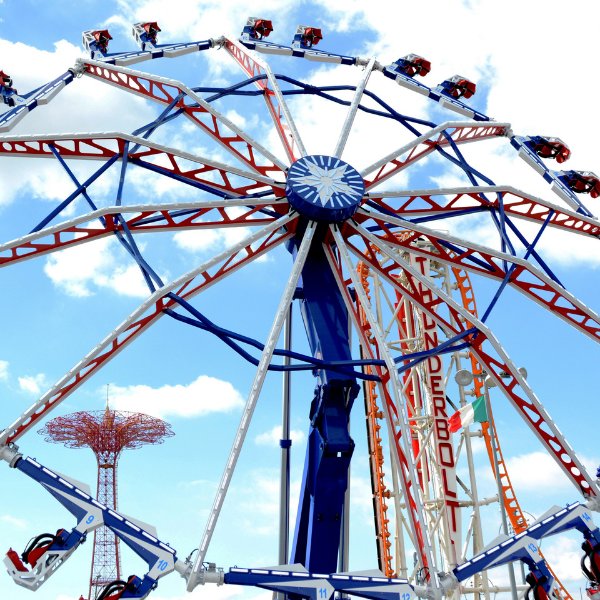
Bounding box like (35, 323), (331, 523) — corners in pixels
(286, 155), (365, 223)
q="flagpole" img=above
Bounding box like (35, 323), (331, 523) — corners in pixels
(482, 383), (519, 600)
(456, 387), (490, 600)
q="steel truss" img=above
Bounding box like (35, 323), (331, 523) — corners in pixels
(0, 16), (599, 600)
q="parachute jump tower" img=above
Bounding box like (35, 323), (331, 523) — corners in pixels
(39, 407), (174, 600)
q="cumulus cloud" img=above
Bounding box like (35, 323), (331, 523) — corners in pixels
(43, 237), (155, 298)
(0, 514), (28, 529)
(237, 470), (301, 537)
(18, 373), (47, 395)
(173, 207), (272, 262)
(542, 535), (587, 584)
(0, 360), (8, 381)
(254, 425), (305, 447)
(488, 451), (599, 494)
(108, 374), (244, 419)
(0, 37), (155, 207)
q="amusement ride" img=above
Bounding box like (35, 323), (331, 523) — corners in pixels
(1, 16), (600, 600)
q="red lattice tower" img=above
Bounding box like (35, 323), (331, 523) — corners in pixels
(39, 407), (174, 600)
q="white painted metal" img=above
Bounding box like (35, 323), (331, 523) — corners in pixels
(355, 206), (600, 344)
(0, 212), (297, 446)
(347, 219), (598, 496)
(187, 220), (317, 591)
(80, 58), (289, 172)
(0, 131), (284, 187)
(225, 38), (308, 160)
(0, 198), (287, 264)
(330, 226), (442, 599)
(333, 57), (376, 158)
(359, 121), (510, 184)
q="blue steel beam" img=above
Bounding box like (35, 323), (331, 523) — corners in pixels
(290, 231), (359, 572)
(3, 451), (180, 598)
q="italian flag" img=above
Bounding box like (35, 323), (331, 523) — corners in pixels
(449, 396), (488, 433)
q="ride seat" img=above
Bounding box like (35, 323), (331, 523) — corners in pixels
(6, 548), (28, 572)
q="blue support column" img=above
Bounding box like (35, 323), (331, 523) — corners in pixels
(289, 229), (359, 573)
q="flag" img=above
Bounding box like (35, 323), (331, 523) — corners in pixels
(449, 396), (488, 433)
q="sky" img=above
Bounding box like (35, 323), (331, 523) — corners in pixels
(1, 1), (600, 600)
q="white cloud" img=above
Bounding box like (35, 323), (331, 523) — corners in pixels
(0, 514), (28, 529)
(18, 373), (47, 395)
(489, 451), (599, 494)
(0, 360), (8, 381)
(254, 425), (305, 447)
(43, 237), (155, 298)
(0, 37), (154, 207)
(237, 470), (301, 537)
(173, 207), (271, 262)
(542, 535), (587, 584)
(109, 0), (297, 49)
(108, 374), (244, 419)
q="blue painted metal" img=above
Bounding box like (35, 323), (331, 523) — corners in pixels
(225, 566), (416, 600)
(382, 64), (489, 122)
(101, 40), (213, 66)
(291, 26), (323, 50)
(395, 330), (476, 373)
(0, 72), (20, 107)
(239, 17), (356, 64)
(286, 155), (365, 223)
(481, 209), (555, 323)
(132, 22), (161, 51)
(164, 301), (383, 380)
(436, 75), (476, 101)
(453, 502), (600, 597)
(288, 230), (360, 572)
(11, 455), (178, 598)
(0, 70), (76, 132)
(510, 135), (595, 217)
(30, 155), (120, 232)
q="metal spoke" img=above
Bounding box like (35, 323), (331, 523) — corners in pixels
(0, 132), (284, 195)
(364, 185), (600, 239)
(187, 220), (317, 590)
(224, 38), (307, 161)
(333, 57), (376, 158)
(0, 198), (286, 267)
(347, 219), (598, 497)
(329, 226), (441, 592)
(355, 207), (600, 343)
(0, 212), (297, 446)
(80, 59), (288, 175)
(360, 121), (508, 190)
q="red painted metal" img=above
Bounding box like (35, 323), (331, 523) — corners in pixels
(364, 123), (507, 189)
(324, 240), (433, 577)
(0, 134), (281, 198)
(82, 62), (284, 179)
(223, 39), (300, 163)
(39, 409), (173, 600)
(356, 212), (600, 343)
(366, 188), (600, 237)
(3, 221), (295, 445)
(341, 224), (597, 497)
(0, 203), (282, 268)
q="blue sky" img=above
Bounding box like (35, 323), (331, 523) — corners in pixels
(1, 1), (600, 600)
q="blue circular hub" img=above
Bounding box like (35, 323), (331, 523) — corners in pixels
(286, 155), (365, 223)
